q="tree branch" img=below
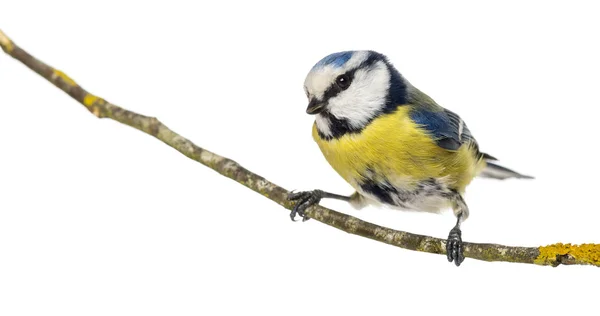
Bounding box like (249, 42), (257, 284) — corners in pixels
(2, 29), (598, 267)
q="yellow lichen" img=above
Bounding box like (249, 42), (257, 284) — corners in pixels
(535, 243), (600, 266)
(52, 69), (77, 86)
(83, 94), (99, 108)
(0, 30), (14, 53)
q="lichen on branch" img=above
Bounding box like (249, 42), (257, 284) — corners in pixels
(1, 29), (598, 267)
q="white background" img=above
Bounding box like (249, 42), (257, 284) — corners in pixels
(1, 1), (599, 315)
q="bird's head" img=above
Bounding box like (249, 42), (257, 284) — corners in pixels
(304, 50), (407, 138)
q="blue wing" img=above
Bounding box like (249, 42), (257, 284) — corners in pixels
(409, 108), (479, 152)
(410, 107), (533, 179)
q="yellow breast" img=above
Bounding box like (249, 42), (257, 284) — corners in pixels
(312, 106), (484, 193)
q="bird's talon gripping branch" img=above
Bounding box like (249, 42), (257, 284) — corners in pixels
(288, 189), (353, 221)
(288, 190), (324, 221)
(447, 227), (465, 266)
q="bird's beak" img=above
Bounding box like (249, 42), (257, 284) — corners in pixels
(306, 98), (326, 115)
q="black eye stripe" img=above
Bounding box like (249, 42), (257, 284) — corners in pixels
(320, 54), (380, 103)
(321, 71), (353, 101)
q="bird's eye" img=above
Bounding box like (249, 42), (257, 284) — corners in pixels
(335, 74), (351, 90)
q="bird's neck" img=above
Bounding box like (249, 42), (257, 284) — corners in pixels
(315, 65), (408, 141)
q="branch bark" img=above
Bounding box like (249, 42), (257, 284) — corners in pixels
(2, 29), (598, 267)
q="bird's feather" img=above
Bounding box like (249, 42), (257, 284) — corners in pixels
(409, 107), (476, 151)
(406, 87), (478, 152)
(312, 106), (486, 195)
(479, 161), (534, 180)
(408, 105), (533, 180)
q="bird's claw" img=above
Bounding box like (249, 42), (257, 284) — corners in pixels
(446, 227), (465, 266)
(287, 190), (323, 222)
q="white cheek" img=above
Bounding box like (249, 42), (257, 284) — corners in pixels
(328, 62), (391, 127)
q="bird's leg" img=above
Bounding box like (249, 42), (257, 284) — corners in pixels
(446, 193), (468, 266)
(446, 213), (465, 266)
(287, 190), (351, 222)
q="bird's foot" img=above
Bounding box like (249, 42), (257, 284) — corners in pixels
(446, 227), (465, 266)
(287, 190), (324, 222)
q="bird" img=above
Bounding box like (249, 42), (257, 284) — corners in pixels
(288, 50), (532, 266)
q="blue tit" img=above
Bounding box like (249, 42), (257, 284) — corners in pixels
(288, 50), (532, 266)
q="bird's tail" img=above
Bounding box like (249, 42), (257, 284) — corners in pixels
(478, 153), (534, 180)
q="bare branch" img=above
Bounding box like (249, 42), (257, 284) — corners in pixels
(2, 29), (598, 267)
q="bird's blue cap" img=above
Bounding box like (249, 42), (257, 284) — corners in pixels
(311, 51), (354, 70)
